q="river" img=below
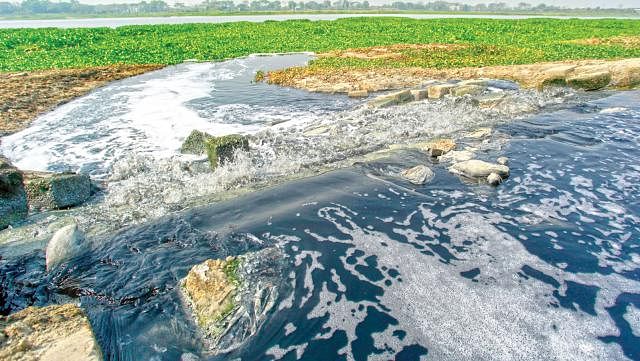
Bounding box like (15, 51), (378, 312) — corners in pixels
(1, 13), (639, 29)
(0, 54), (639, 360)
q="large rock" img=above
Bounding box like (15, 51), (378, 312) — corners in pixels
(46, 223), (86, 271)
(400, 165), (434, 185)
(0, 156), (27, 229)
(439, 149), (476, 163)
(419, 138), (456, 157)
(205, 135), (249, 170)
(24, 172), (91, 211)
(181, 248), (284, 354)
(566, 71), (612, 91)
(0, 304), (102, 361)
(181, 130), (215, 155)
(427, 84), (457, 99)
(368, 90), (413, 107)
(451, 84), (486, 97)
(449, 159), (510, 179)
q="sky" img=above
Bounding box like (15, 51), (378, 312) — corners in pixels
(61, 0), (640, 8)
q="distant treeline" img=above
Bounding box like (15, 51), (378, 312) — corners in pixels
(0, 0), (638, 16)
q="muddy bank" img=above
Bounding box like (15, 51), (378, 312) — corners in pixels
(268, 57), (640, 93)
(0, 64), (163, 136)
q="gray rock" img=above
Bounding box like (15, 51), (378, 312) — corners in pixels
(0, 156), (27, 229)
(24, 172), (91, 211)
(46, 223), (86, 271)
(449, 159), (510, 179)
(497, 156), (509, 165)
(487, 172), (503, 186)
(566, 71), (612, 91)
(400, 165), (434, 185)
(368, 90), (413, 107)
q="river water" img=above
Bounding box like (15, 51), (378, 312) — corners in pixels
(0, 55), (639, 360)
(1, 13), (639, 29)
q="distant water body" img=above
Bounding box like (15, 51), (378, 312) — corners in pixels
(1, 13), (639, 29)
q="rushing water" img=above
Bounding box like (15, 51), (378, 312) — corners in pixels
(0, 55), (639, 360)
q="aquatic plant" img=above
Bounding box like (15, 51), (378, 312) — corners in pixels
(1, 17), (640, 72)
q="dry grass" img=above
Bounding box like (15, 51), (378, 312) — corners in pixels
(0, 64), (163, 136)
(568, 36), (640, 49)
(319, 43), (466, 60)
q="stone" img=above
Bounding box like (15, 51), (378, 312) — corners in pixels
(0, 304), (102, 361)
(566, 71), (612, 91)
(205, 134), (249, 170)
(474, 93), (507, 108)
(0, 156), (27, 229)
(487, 172), (503, 186)
(347, 90), (368, 98)
(449, 159), (510, 179)
(439, 149), (475, 163)
(538, 65), (576, 87)
(458, 79), (489, 87)
(466, 128), (492, 139)
(420, 138), (456, 157)
(427, 84), (457, 99)
(451, 84), (486, 97)
(497, 156), (509, 165)
(23, 172), (91, 211)
(400, 165), (434, 185)
(410, 89), (428, 101)
(181, 248), (283, 353)
(368, 89), (413, 107)
(46, 223), (87, 271)
(181, 130), (216, 155)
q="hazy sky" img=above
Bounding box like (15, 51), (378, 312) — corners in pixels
(70, 0), (640, 8)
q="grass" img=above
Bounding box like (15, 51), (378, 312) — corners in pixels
(1, 17), (640, 72)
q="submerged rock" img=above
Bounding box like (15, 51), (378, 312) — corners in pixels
(400, 165), (434, 185)
(181, 130), (216, 155)
(497, 156), (509, 165)
(205, 134), (249, 170)
(0, 156), (27, 229)
(474, 93), (507, 108)
(466, 128), (492, 139)
(181, 247), (285, 354)
(449, 159), (510, 180)
(451, 84), (486, 97)
(24, 172), (91, 211)
(439, 149), (476, 163)
(566, 71), (612, 91)
(46, 223), (87, 271)
(0, 304), (102, 361)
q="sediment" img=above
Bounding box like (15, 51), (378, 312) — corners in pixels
(0, 64), (164, 136)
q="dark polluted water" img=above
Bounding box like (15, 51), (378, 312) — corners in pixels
(1, 87), (640, 360)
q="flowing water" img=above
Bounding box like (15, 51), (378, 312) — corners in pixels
(0, 54), (639, 361)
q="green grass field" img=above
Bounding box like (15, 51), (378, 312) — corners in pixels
(1, 17), (639, 72)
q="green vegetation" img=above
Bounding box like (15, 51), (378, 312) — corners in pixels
(1, 17), (640, 72)
(222, 257), (241, 286)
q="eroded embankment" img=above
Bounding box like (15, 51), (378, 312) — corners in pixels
(0, 64), (163, 136)
(268, 56), (640, 93)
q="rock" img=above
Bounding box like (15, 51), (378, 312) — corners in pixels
(451, 84), (486, 97)
(181, 353), (201, 361)
(0, 304), (102, 361)
(538, 65), (576, 87)
(46, 223), (86, 271)
(420, 138), (456, 157)
(205, 135), (249, 170)
(368, 90), (413, 107)
(487, 172), (503, 186)
(497, 156), (509, 165)
(348, 90), (368, 98)
(439, 149), (475, 163)
(181, 248), (284, 354)
(24, 172), (91, 211)
(410, 89), (428, 101)
(458, 79), (488, 87)
(427, 84), (457, 99)
(566, 71), (612, 91)
(474, 93), (507, 108)
(400, 165), (434, 185)
(449, 159), (510, 179)
(181, 130), (215, 155)
(0, 156), (27, 229)
(466, 128), (492, 139)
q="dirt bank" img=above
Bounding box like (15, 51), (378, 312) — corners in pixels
(0, 64), (163, 136)
(268, 57), (640, 94)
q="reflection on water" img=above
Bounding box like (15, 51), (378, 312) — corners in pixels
(1, 90), (639, 360)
